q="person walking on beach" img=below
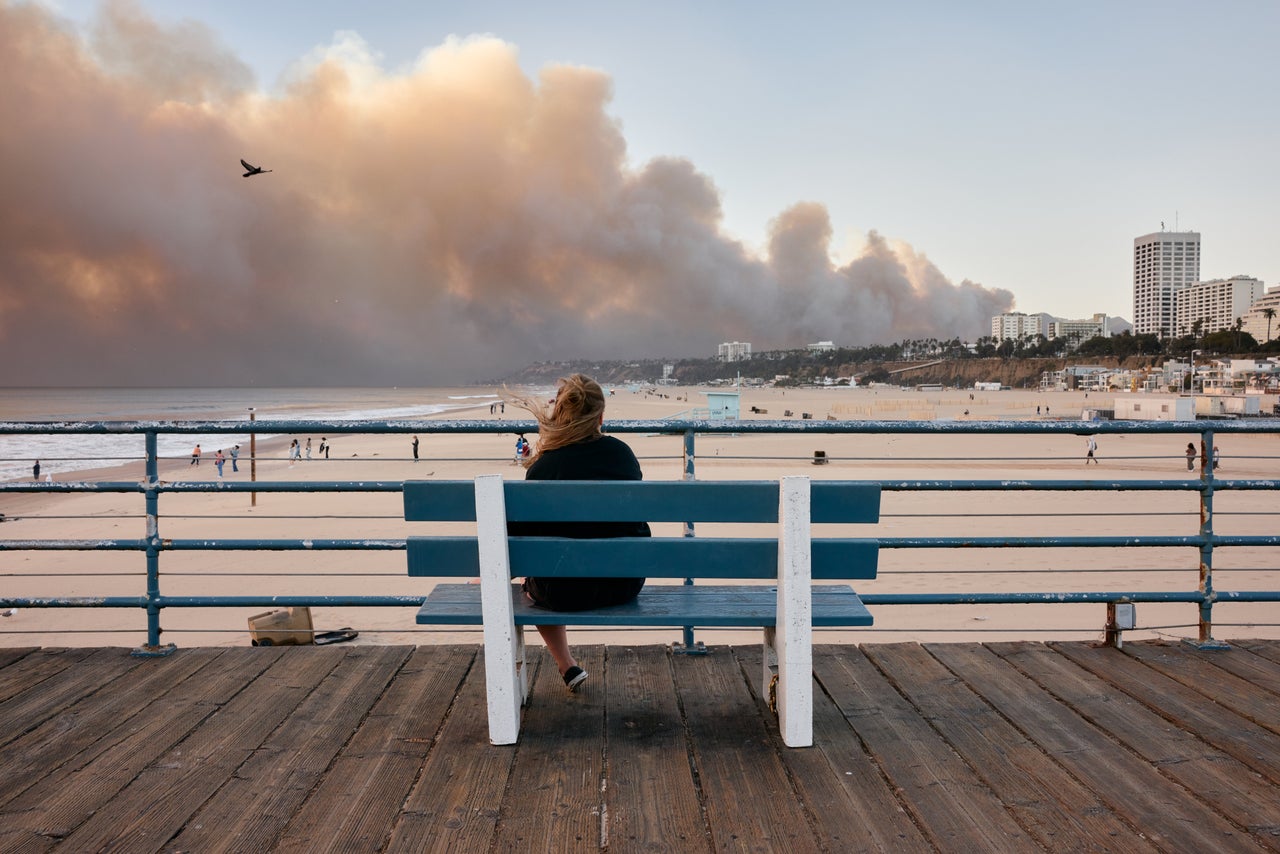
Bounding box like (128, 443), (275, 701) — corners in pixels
(508, 374), (649, 693)
(305, 438), (312, 460)
(190, 444), (201, 466)
(215, 449), (225, 477)
(320, 438), (329, 459)
(230, 445), (240, 472)
(1213, 445), (1221, 470)
(1186, 442), (1197, 471)
(33, 460), (40, 481)
(1085, 436), (1098, 465)
(412, 435), (419, 462)
(289, 439), (300, 465)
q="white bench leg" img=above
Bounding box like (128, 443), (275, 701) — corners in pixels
(777, 476), (813, 747)
(475, 474), (522, 745)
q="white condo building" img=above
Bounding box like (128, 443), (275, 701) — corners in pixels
(1133, 231), (1200, 338)
(717, 341), (752, 362)
(1241, 286), (1280, 344)
(1173, 276), (1264, 337)
(991, 312), (1053, 341)
(1048, 314), (1110, 344)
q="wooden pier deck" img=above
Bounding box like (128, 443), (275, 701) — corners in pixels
(1, 639), (1278, 852)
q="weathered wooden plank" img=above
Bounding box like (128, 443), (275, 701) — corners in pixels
(868, 642), (1158, 852)
(1123, 642), (1280, 735)
(0, 647), (102, 711)
(931, 642), (1261, 852)
(1236, 639), (1280, 666)
(1195, 643), (1280, 697)
(1052, 641), (1280, 787)
(388, 648), (524, 853)
(603, 644), (707, 852)
(49, 646), (354, 853)
(0, 647), (141, 753)
(989, 640), (1280, 843)
(166, 646), (424, 853)
(419, 583), (872, 628)
(740, 645), (933, 852)
(671, 648), (821, 853)
(819, 645), (1035, 851)
(0, 647), (38, 671)
(490, 646), (607, 851)
(268, 646), (468, 853)
(0, 647), (288, 851)
(0, 648), (226, 812)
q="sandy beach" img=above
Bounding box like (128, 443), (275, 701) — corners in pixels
(2, 385), (1277, 649)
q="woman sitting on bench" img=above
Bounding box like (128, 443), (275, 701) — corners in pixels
(508, 374), (650, 693)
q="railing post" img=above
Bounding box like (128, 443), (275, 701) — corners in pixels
(133, 430), (176, 657)
(1190, 428), (1229, 650)
(675, 428), (704, 654)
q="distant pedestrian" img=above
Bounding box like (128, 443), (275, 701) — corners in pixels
(1085, 436), (1098, 465)
(215, 449), (225, 477)
(33, 460), (40, 481)
(289, 439), (300, 464)
(1212, 445), (1221, 470)
(321, 437), (330, 459)
(230, 445), (240, 472)
(412, 435), (419, 462)
(1186, 442), (1197, 471)
(190, 444), (201, 466)
(306, 438), (312, 460)
(1036, 405), (1041, 416)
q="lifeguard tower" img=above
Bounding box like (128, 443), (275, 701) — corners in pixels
(702, 391), (740, 420)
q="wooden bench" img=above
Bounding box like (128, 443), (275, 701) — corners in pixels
(404, 476), (879, 747)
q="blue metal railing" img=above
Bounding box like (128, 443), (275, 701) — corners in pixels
(2, 417), (1278, 653)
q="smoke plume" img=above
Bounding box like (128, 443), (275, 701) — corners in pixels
(0, 1), (1013, 385)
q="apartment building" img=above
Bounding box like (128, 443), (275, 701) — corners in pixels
(1133, 231), (1200, 338)
(1173, 276), (1263, 337)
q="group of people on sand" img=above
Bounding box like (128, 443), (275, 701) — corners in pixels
(190, 444), (241, 477)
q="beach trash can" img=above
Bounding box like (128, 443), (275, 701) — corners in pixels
(813, 450), (828, 465)
(249, 606), (315, 646)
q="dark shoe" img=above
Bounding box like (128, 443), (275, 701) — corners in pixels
(563, 665), (588, 692)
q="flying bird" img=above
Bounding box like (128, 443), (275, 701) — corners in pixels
(240, 159), (272, 177)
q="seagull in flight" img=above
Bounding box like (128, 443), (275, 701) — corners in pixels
(240, 158), (273, 177)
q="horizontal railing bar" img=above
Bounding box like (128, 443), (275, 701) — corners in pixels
(5, 417), (1280, 435)
(859, 591), (1280, 605)
(5, 534), (1280, 551)
(880, 535), (1280, 548)
(5, 478), (1279, 496)
(0, 595), (426, 608)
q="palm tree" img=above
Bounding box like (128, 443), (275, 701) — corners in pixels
(1263, 307), (1277, 343)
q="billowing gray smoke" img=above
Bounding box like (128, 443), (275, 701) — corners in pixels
(0, 1), (1013, 386)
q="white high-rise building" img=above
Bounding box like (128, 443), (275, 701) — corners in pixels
(1174, 276), (1264, 337)
(1133, 231), (1200, 338)
(717, 341), (752, 362)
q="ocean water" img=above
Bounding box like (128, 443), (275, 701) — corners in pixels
(0, 387), (502, 482)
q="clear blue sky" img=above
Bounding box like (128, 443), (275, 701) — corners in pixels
(45, 0), (1278, 322)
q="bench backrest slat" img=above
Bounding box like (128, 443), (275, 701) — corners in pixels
(407, 537), (878, 580)
(404, 480), (880, 524)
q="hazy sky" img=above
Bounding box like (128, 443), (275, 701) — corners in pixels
(5, 0), (1278, 385)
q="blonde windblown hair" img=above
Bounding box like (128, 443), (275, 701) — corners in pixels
(507, 374), (606, 459)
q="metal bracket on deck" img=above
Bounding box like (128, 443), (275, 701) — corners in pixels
(131, 643), (177, 658)
(1182, 637), (1231, 652)
(672, 641), (708, 656)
